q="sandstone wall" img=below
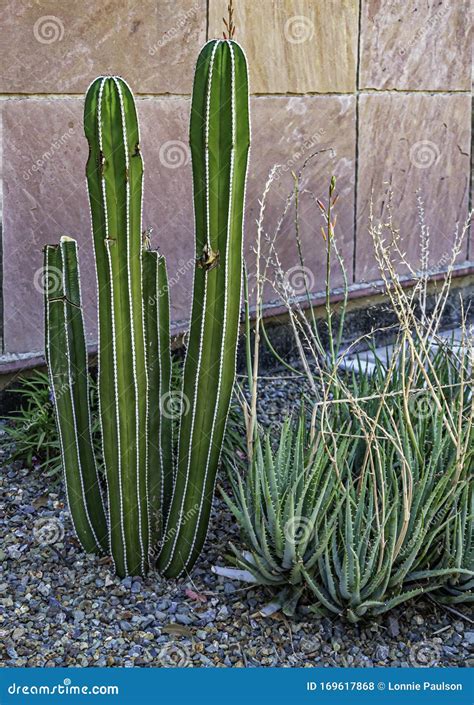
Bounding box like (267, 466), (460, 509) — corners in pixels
(0, 0), (471, 363)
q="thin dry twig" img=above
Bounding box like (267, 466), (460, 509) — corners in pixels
(223, 0), (236, 39)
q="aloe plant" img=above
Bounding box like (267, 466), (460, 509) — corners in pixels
(219, 416), (345, 615)
(220, 392), (472, 620)
(433, 483), (474, 604)
(44, 39), (250, 578)
(303, 403), (471, 622)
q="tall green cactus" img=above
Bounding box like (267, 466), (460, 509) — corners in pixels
(84, 76), (149, 577)
(157, 39), (250, 577)
(44, 39), (250, 579)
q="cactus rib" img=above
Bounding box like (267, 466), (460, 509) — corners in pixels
(143, 250), (173, 553)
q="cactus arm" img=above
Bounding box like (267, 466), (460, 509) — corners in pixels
(44, 238), (108, 554)
(142, 250), (173, 553)
(84, 78), (121, 572)
(84, 77), (148, 576)
(158, 40), (250, 577)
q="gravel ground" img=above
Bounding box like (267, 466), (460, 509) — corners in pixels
(1, 370), (473, 668)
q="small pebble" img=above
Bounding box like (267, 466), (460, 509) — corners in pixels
(375, 645), (389, 661)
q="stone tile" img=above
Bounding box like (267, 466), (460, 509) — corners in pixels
(208, 0), (358, 93)
(2, 99), (89, 354)
(356, 94), (471, 284)
(2, 96), (194, 354)
(139, 98), (195, 326)
(245, 96), (356, 307)
(2, 94), (356, 355)
(359, 0), (471, 90)
(0, 0), (206, 95)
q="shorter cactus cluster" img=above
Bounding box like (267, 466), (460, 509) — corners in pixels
(44, 39), (250, 578)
